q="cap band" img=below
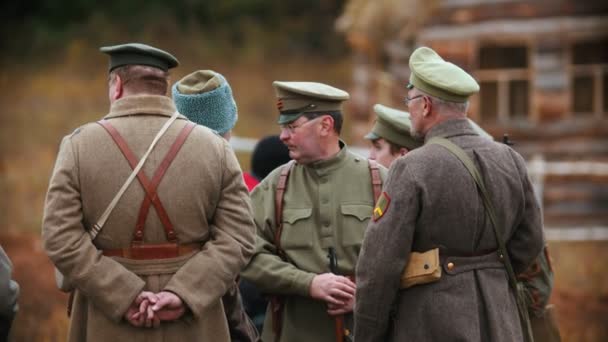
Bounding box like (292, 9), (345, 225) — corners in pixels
(108, 52), (171, 72)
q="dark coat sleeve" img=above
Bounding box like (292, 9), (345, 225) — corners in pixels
(0, 246), (19, 321)
(506, 149), (545, 274)
(354, 158), (419, 342)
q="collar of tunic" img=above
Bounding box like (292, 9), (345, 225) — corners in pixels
(424, 118), (478, 143)
(306, 140), (349, 176)
(104, 95), (185, 120)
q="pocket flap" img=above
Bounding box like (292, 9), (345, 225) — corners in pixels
(283, 208), (313, 224)
(340, 204), (373, 221)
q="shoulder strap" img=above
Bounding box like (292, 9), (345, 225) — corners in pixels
(428, 136), (534, 342)
(89, 111), (179, 239)
(427, 138), (517, 285)
(274, 160), (296, 257)
(368, 159), (383, 203)
(270, 159), (296, 342)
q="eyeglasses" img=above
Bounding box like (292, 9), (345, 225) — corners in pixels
(404, 94), (424, 106)
(280, 116), (322, 134)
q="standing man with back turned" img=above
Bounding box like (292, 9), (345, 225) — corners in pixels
(42, 43), (255, 341)
(355, 47), (544, 341)
(241, 81), (387, 342)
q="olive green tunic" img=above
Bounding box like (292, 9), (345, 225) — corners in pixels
(241, 144), (387, 342)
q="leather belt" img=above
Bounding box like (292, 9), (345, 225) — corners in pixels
(441, 250), (504, 275)
(102, 242), (201, 260)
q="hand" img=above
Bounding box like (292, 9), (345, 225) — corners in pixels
(327, 294), (355, 316)
(124, 291), (159, 328)
(309, 273), (356, 306)
(152, 291), (186, 322)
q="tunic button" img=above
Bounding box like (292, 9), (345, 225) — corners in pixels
(447, 262), (455, 271)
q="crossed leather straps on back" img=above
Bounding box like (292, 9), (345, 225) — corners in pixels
(98, 119), (196, 244)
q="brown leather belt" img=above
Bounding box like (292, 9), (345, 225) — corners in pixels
(102, 243), (201, 260)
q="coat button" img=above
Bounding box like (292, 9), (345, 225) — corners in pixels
(447, 262), (455, 270)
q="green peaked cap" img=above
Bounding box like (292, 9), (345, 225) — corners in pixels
(100, 43), (179, 72)
(273, 81), (349, 124)
(364, 104), (423, 150)
(407, 47), (479, 103)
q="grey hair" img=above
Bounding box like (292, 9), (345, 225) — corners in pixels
(418, 89), (469, 114)
(429, 96), (469, 114)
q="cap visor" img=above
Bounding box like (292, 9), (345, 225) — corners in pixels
(364, 132), (380, 140)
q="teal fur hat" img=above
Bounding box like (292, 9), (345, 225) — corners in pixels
(172, 70), (237, 135)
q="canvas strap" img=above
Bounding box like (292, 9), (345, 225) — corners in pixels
(428, 136), (534, 342)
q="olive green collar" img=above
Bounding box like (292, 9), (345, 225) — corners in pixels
(307, 140), (348, 173)
(424, 118), (478, 142)
(105, 95), (186, 120)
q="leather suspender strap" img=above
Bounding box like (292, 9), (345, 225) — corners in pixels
(97, 120), (195, 243)
(271, 159), (295, 342)
(274, 160), (296, 257)
(133, 122), (196, 243)
(368, 159), (382, 203)
(428, 137), (534, 342)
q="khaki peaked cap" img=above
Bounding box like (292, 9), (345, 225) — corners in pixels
(100, 43), (179, 72)
(364, 104), (422, 150)
(407, 47), (479, 102)
(273, 81), (349, 124)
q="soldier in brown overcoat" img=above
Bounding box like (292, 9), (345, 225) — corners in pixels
(354, 47), (544, 341)
(42, 43), (256, 341)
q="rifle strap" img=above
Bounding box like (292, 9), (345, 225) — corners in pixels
(428, 137), (534, 342)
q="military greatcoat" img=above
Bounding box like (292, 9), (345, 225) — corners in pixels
(42, 95), (256, 342)
(355, 119), (544, 342)
(241, 144), (387, 342)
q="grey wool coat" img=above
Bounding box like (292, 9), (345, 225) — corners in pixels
(354, 118), (544, 342)
(42, 95), (256, 342)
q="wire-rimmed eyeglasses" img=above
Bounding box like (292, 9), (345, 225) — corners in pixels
(404, 94), (424, 106)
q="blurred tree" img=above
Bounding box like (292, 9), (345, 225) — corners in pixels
(0, 0), (348, 64)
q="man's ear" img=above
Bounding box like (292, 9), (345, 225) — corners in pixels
(423, 96), (432, 117)
(399, 147), (409, 156)
(320, 115), (334, 135)
(111, 74), (124, 101)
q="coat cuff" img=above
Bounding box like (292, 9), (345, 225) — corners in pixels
(81, 271), (146, 323)
(290, 270), (315, 297)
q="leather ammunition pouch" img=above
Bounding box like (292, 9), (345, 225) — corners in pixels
(400, 248), (441, 289)
(401, 249), (504, 289)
